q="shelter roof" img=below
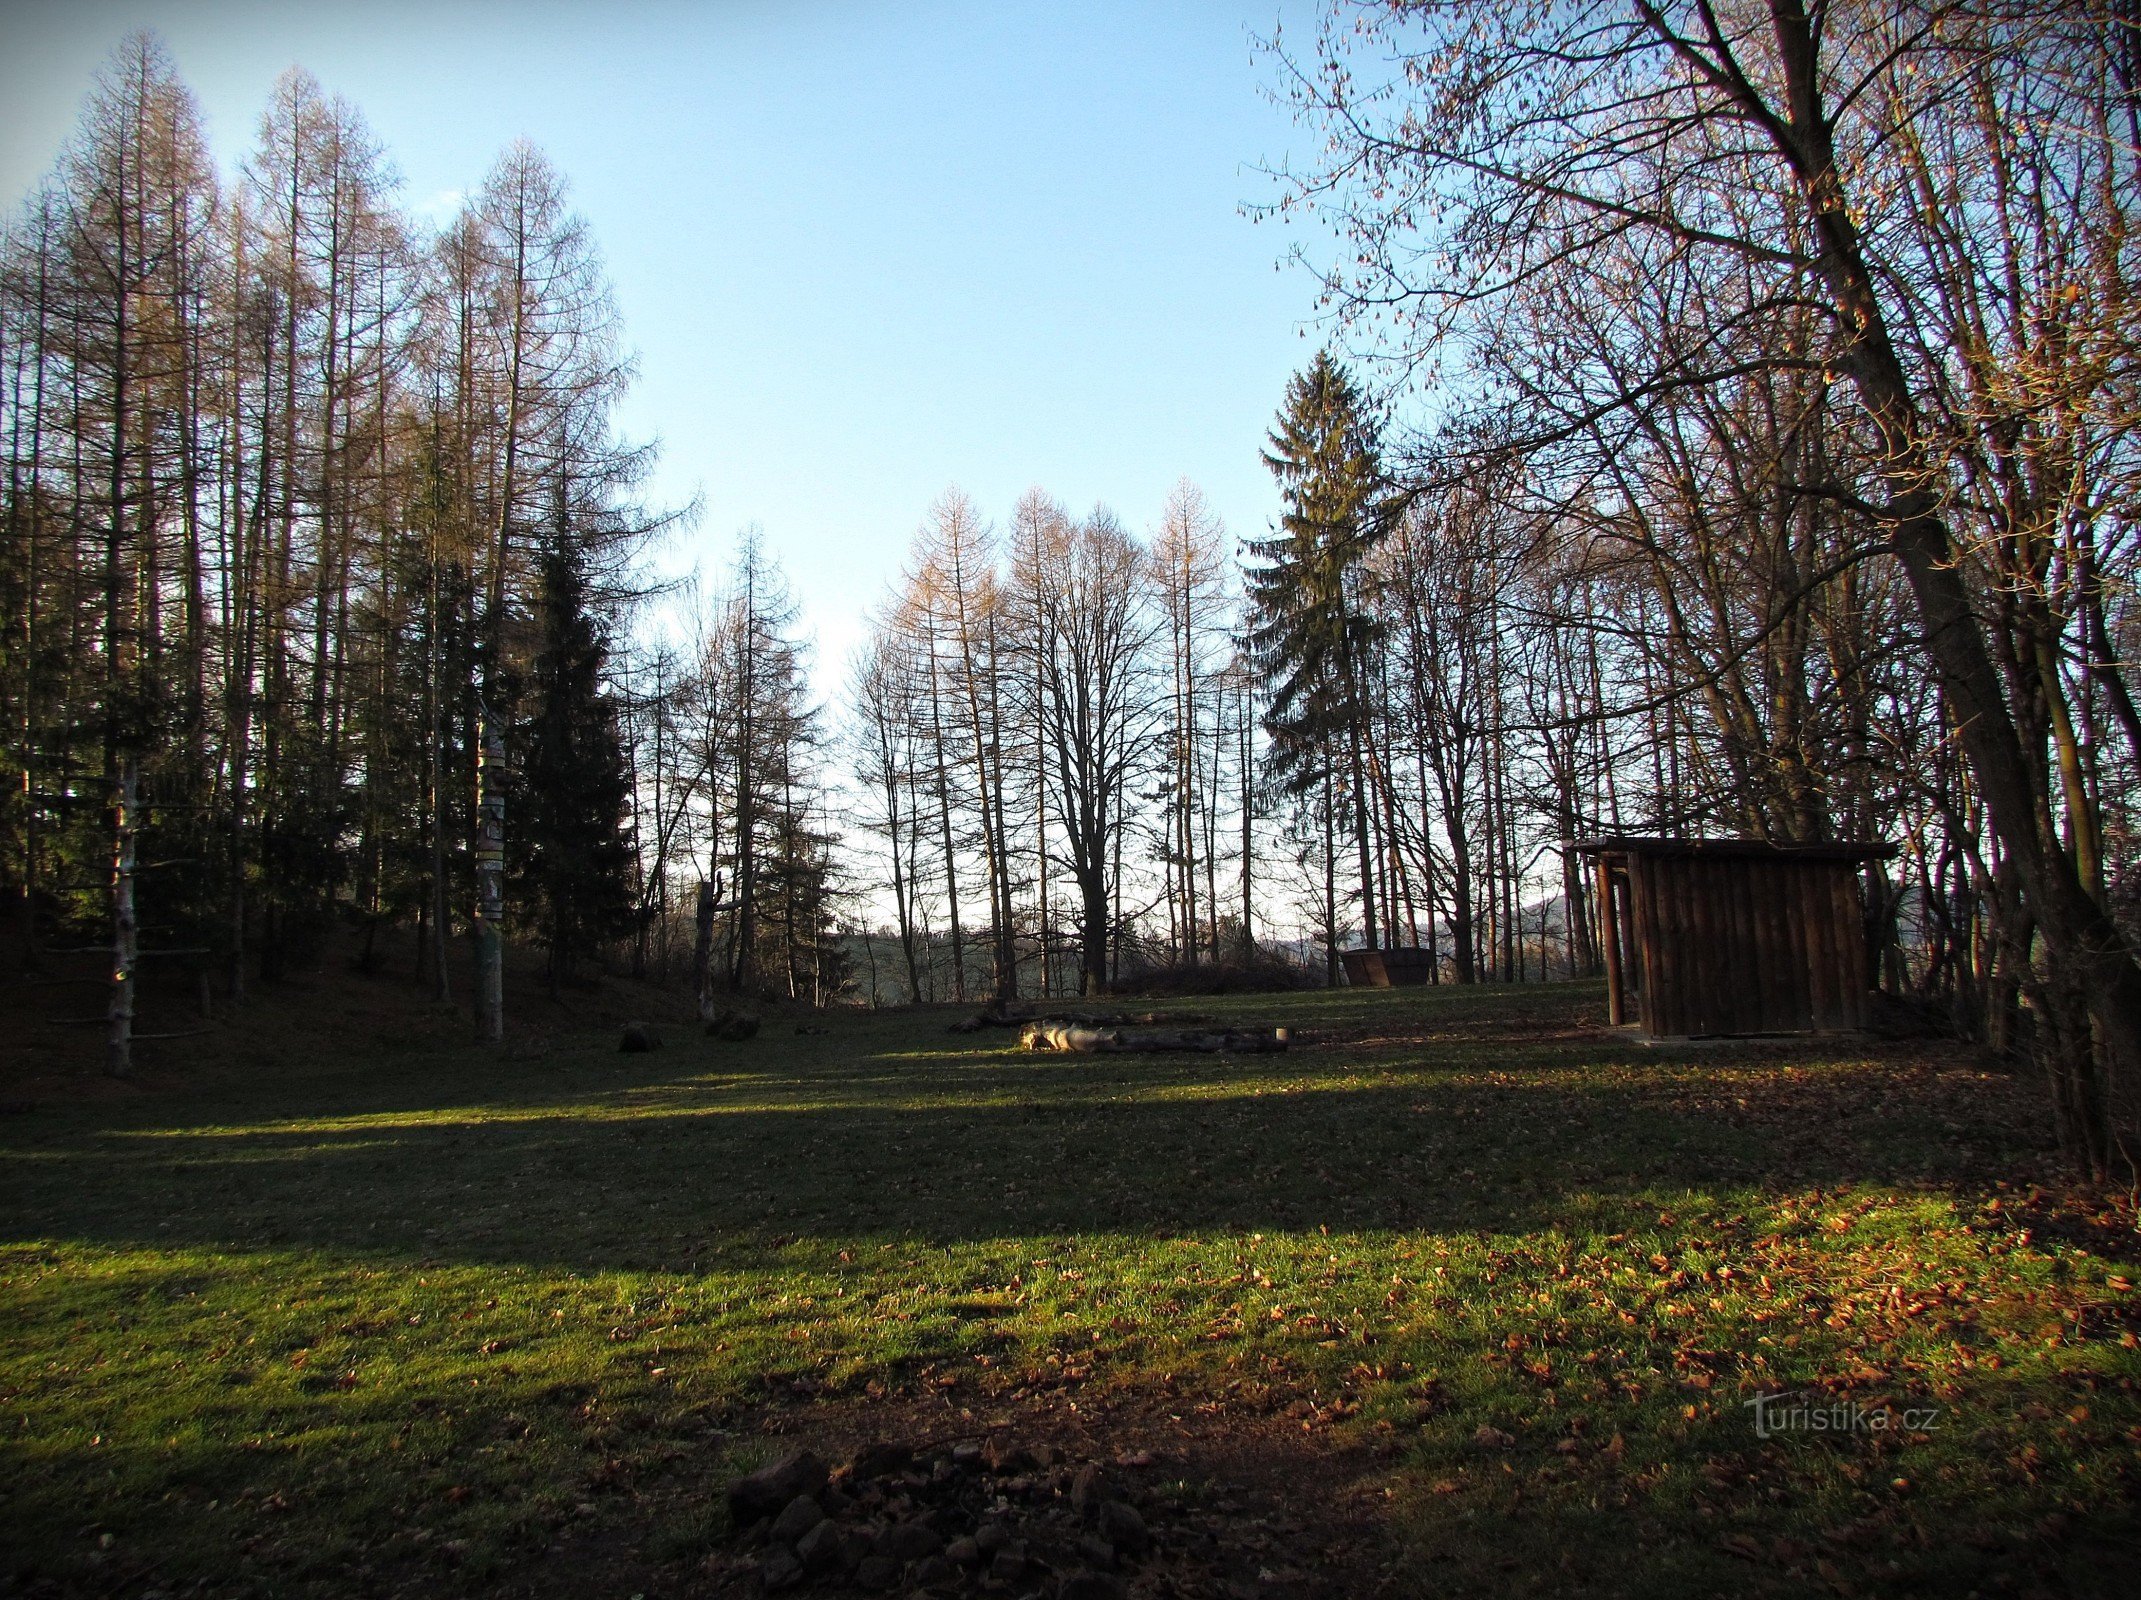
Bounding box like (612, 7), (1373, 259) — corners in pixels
(1565, 836), (1895, 862)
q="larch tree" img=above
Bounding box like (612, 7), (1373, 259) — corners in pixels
(3, 36), (678, 1060)
(46, 33), (219, 1072)
(1150, 478), (1229, 966)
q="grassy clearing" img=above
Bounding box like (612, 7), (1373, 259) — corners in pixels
(2, 980), (2138, 1597)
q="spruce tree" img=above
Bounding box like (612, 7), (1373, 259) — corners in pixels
(517, 538), (636, 992)
(1244, 351), (1385, 967)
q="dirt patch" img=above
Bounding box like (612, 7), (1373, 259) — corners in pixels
(530, 1378), (1397, 1600)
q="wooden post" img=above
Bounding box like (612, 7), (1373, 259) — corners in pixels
(1627, 854), (1657, 1035)
(1597, 855), (1624, 1026)
(474, 702), (505, 1044)
(106, 753), (138, 1078)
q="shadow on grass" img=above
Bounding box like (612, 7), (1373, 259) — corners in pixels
(5, 983), (2135, 1600)
(0, 986), (2045, 1271)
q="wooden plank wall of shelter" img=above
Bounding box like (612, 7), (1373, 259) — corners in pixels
(1340, 948), (1436, 987)
(1580, 840), (1885, 1039)
(1635, 853), (1866, 1036)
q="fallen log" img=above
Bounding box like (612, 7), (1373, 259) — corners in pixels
(947, 1005), (1030, 1033)
(953, 1005), (1210, 1034)
(1021, 1020), (1288, 1054)
(1020, 1021), (1119, 1052)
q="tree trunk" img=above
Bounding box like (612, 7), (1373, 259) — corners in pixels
(1080, 871), (1109, 996)
(474, 704), (505, 1043)
(693, 876), (719, 1022)
(106, 755), (139, 1079)
(1764, 3), (2141, 1168)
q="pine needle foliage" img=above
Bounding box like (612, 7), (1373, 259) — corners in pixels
(1244, 351), (1384, 796)
(516, 538), (636, 992)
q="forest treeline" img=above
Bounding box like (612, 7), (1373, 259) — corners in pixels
(1249, 0), (2141, 1171)
(840, 371), (1616, 1009)
(839, 0), (2141, 1179)
(836, 349), (1883, 1014)
(0, 35), (847, 1066)
(9, 8), (2141, 1174)
(0, 32), (1614, 1064)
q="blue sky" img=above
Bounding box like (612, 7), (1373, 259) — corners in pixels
(0, 0), (1330, 686)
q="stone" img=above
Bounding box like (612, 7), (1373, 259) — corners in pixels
(1096, 1500), (1149, 1555)
(945, 1535), (982, 1566)
(952, 1440), (985, 1467)
(989, 1547), (1029, 1581)
(1070, 1464), (1112, 1515)
(849, 1441), (914, 1479)
(880, 1519), (942, 1563)
(853, 1554), (900, 1590)
(759, 1549), (804, 1592)
(911, 1554), (959, 1585)
(1075, 1534), (1118, 1570)
(1060, 1575), (1129, 1600)
(795, 1516), (850, 1575)
(982, 1434), (1030, 1473)
(706, 1008), (761, 1041)
(974, 1521), (1012, 1557)
(618, 1023), (660, 1053)
(769, 1493), (825, 1546)
(728, 1451), (830, 1521)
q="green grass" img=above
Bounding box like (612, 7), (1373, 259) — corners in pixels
(3, 981), (2138, 1596)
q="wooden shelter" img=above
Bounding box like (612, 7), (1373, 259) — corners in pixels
(1340, 948), (1436, 987)
(1570, 837), (1893, 1039)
